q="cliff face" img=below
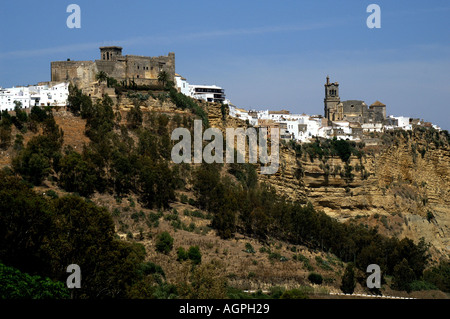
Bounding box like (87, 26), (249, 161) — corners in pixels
(300, 137), (449, 258)
(207, 104), (450, 259)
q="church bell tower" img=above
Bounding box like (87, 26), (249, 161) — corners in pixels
(324, 75), (340, 121)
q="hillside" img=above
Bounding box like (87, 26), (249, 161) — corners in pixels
(0, 89), (449, 299)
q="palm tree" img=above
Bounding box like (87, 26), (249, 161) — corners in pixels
(157, 71), (169, 88)
(95, 71), (108, 84)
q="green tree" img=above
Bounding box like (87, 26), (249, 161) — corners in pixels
(58, 150), (97, 196)
(0, 262), (69, 299)
(177, 247), (189, 262)
(13, 134), (24, 151)
(14, 101), (28, 124)
(95, 71), (108, 84)
(12, 117), (63, 185)
(308, 273), (323, 285)
(177, 260), (227, 299)
(392, 258), (415, 293)
(0, 172), (54, 275)
(157, 71), (169, 88)
(423, 260), (450, 293)
(340, 263), (356, 294)
(67, 84), (92, 116)
(127, 103), (143, 129)
(188, 246), (202, 265)
(138, 157), (175, 209)
(0, 124), (12, 150)
(155, 231), (174, 254)
(47, 195), (146, 298)
(85, 95), (115, 141)
(12, 150), (51, 185)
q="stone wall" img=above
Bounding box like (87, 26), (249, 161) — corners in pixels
(51, 61), (97, 88)
(51, 48), (175, 89)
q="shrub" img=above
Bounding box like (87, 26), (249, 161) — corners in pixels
(112, 208), (121, 217)
(268, 252), (282, 261)
(188, 246), (202, 265)
(315, 256), (333, 271)
(392, 259), (415, 293)
(177, 247), (189, 262)
(280, 288), (309, 299)
(139, 261), (166, 279)
(45, 190), (58, 199)
(340, 264), (356, 294)
(409, 280), (438, 291)
(426, 211), (434, 222)
(308, 273), (323, 285)
(423, 260), (450, 292)
(244, 243), (255, 254)
(0, 262), (69, 299)
(155, 231), (174, 254)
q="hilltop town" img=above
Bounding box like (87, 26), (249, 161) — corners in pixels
(227, 75), (442, 143)
(0, 46), (449, 300)
(0, 46), (442, 144)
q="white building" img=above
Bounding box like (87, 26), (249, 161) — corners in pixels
(0, 87), (31, 111)
(174, 74), (190, 96)
(361, 123), (383, 132)
(174, 74), (228, 104)
(0, 82), (69, 112)
(189, 84), (226, 103)
(389, 115), (412, 130)
(30, 82), (69, 107)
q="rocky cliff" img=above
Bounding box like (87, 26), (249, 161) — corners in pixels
(207, 103), (450, 260)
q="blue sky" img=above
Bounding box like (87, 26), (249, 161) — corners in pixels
(0, 0), (449, 129)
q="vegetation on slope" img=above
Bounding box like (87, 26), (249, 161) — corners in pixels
(0, 86), (449, 298)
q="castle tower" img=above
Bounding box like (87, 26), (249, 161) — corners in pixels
(100, 46), (123, 61)
(324, 75), (340, 121)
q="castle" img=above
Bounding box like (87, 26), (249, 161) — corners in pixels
(324, 76), (386, 124)
(51, 46), (175, 89)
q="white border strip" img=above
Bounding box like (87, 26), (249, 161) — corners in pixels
(329, 292), (416, 299)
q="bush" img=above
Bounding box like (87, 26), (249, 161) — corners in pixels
(244, 243), (255, 254)
(423, 260), (450, 293)
(340, 264), (356, 294)
(180, 194), (188, 204)
(308, 273), (323, 285)
(187, 246), (202, 265)
(45, 190), (59, 199)
(139, 261), (166, 279)
(269, 286), (286, 299)
(392, 259), (415, 293)
(0, 262), (69, 299)
(155, 231), (174, 254)
(409, 280), (438, 291)
(177, 247), (189, 262)
(315, 256), (332, 271)
(280, 288), (309, 299)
